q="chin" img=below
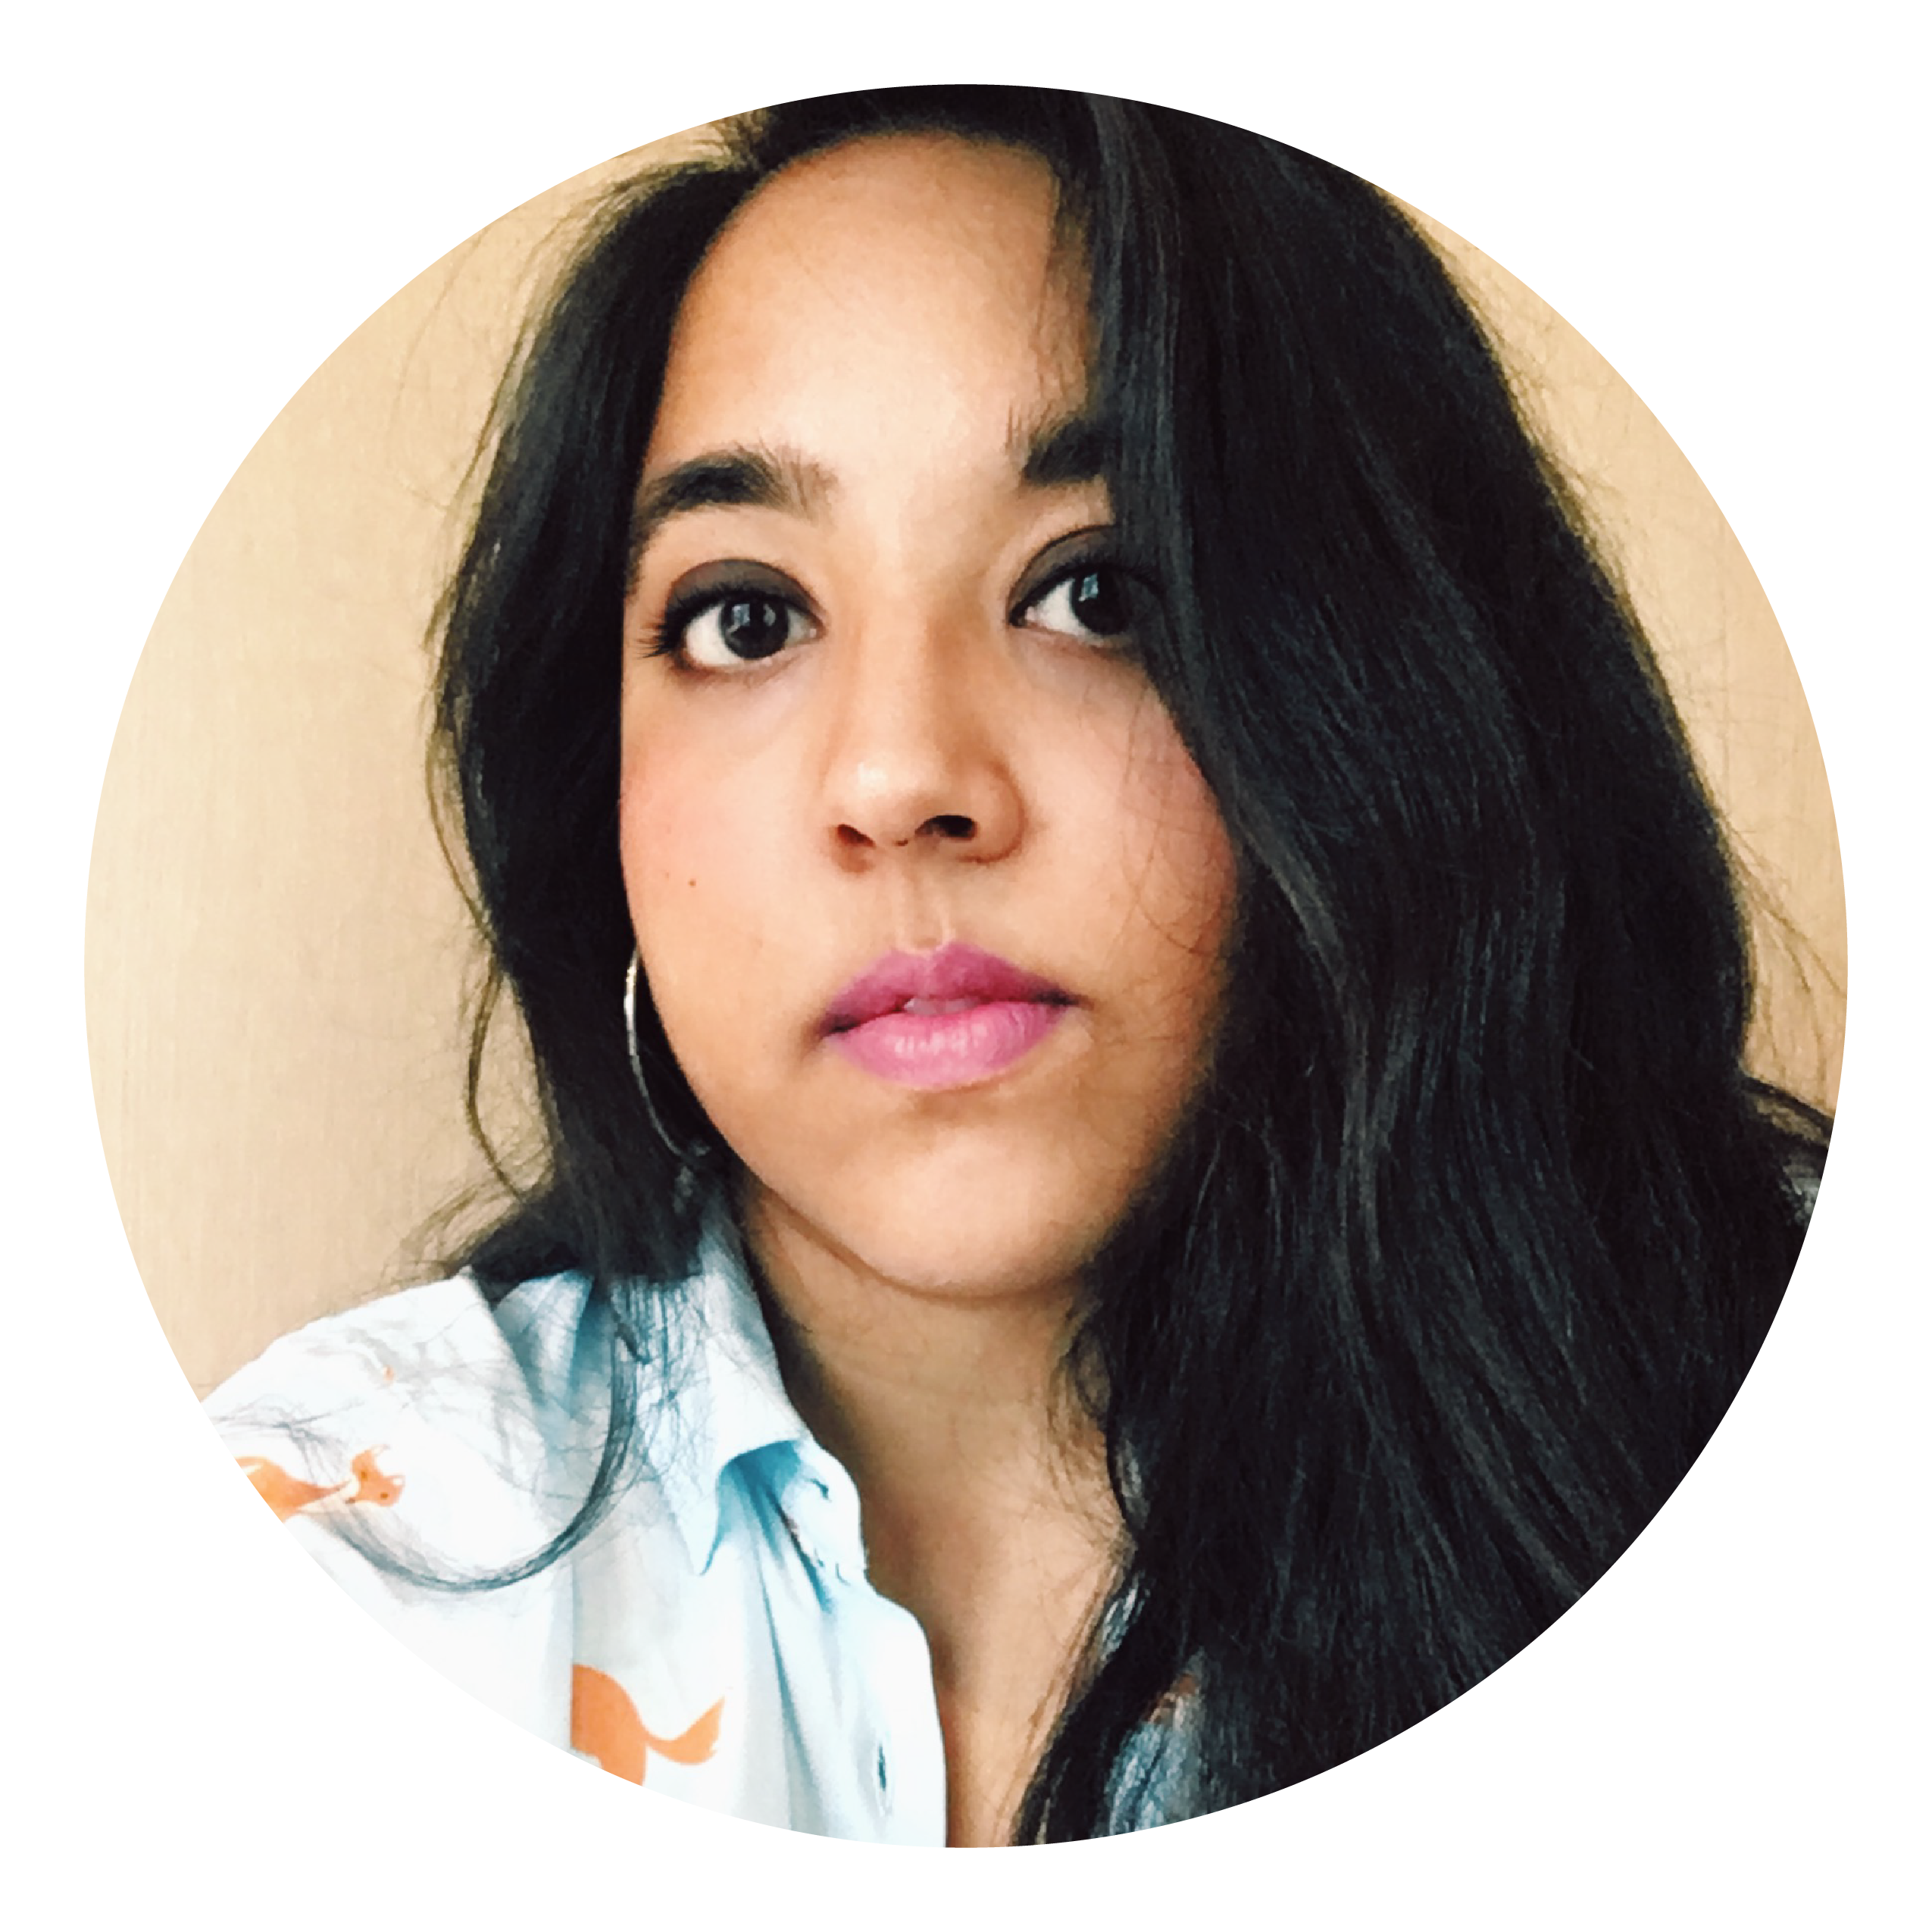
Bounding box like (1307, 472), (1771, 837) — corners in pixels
(851, 1224), (1105, 1305)
(715, 1064), (1186, 1302)
(746, 1150), (1124, 1307)
(854, 1175), (1118, 1300)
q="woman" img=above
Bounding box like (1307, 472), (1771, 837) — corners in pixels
(208, 86), (1828, 1845)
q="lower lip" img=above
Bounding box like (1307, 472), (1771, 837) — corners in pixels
(827, 999), (1068, 1089)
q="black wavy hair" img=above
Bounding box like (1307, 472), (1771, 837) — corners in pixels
(429, 86), (1827, 1840)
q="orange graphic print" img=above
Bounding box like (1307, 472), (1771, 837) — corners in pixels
(571, 1664), (723, 1785)
(233, 1452), (399, 1839)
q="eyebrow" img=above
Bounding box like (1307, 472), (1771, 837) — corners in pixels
(628, 413), (1118, 579)
(628, 444), (834, 575)
(1015, 408), (1116, 489)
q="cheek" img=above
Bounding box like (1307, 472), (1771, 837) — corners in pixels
(1108, 707), (1239, 993)
(617, 732), (768, 1019)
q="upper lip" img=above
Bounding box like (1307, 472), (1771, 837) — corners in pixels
(823, 942), (1074, 1033)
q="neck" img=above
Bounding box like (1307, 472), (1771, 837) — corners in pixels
(746, 1174), (1128, 1692)
(742, 1182), (1111, 1552)
(741, 1183), (1121, 1845)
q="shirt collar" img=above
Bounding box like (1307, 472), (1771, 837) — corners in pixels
(640, 1213), (822, 1574)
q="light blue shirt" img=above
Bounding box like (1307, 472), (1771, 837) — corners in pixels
(207, 1224), (1188, 1841)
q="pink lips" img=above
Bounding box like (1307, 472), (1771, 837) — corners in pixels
(823, 943), (1073, 1089)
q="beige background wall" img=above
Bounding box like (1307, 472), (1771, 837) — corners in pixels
(7, 120), (1924, 1839)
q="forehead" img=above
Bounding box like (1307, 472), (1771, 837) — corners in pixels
(646, 134), (1090, 464)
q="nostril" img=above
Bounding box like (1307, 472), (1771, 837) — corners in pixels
(923, 814), (976, 840)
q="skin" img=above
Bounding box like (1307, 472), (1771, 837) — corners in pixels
(618, 134), (1237, 1844)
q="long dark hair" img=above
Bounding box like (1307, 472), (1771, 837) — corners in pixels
(430, 86), (1827, 1840)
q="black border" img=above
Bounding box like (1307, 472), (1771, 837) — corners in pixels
(0, 86), (1924, 174)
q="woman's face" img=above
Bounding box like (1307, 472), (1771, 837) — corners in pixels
(621, 134), (1237, 1303)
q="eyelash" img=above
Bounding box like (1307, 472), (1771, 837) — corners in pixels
(648, 544), (1140, 671)
(650, 583), (816, 670)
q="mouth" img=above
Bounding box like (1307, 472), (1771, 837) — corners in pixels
(822, 942), (1075, 1090)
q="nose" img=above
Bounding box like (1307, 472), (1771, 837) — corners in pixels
(818, 623), (1024, 867)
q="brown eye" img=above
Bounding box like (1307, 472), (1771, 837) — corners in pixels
(1022, 562), (1136, 646)
(710, 594), (794, 661)
(660, 573), (816, 669)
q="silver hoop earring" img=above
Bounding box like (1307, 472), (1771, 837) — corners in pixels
(624, 948), (707, 1170)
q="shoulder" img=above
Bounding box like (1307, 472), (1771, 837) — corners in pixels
(207, 1271), (599, 1440)
(206, 1272), (603, 1572)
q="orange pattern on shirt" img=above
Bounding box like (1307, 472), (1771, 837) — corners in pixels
(238, 1448), (405, 1521)
(571, 1663), (723, 1785)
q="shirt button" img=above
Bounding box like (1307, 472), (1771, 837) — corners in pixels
(874, 1741), (893, 1813)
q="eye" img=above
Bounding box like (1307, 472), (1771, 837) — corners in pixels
(652, 562), (818, 670)
(1021, 564), (1136, 645)
(675, 592), (809, 667)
